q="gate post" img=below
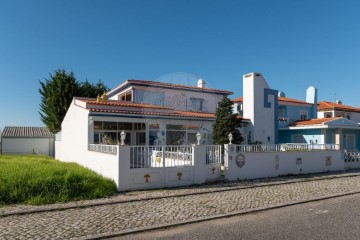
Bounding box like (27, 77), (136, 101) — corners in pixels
(118, 146), (131, 192)
(193, 145), (207, 184)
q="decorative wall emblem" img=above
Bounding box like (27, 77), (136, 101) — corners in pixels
(211, 167), (216, 174)
(144, 174), (150, 183)
(235, 154), (246, 168)
(326, 156), (332, 166)
(230, 146), (234, 152)
(177, 172), (183, 180)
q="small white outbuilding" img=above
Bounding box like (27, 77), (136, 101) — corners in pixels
(1, 126), (55, 156)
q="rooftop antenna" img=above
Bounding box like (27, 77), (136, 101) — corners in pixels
(334, 93), (336, 102)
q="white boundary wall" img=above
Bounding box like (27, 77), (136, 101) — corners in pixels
(224, 144), (344, 181)
(118, 145), (221, 191)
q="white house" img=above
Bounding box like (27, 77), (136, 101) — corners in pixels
(1, 126), (54, 156)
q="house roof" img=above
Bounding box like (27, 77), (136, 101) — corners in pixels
(232, 96), (311, 105)
(289, 117), (340, 126)
(318, 101), (360, 113)
(83, 99), (173, 110)
(88, 108), (217, 119)
(108, 79), (233, 96)
(1, 126), (54, 138)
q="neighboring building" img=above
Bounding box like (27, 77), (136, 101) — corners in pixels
(1, 126), (55, 156)
(233, 72), (360, 152)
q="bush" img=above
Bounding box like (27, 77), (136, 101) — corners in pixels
(0, 155), (116, 205)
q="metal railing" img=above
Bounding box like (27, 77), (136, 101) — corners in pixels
(236, 143), (339, 153)
(206, 145), (222, 164)
(89, 144), (118, 155)
(344, 151), (360, 162)
(130, 145), (193, 169)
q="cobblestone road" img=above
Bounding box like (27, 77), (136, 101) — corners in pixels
(1, 172), (360, 239)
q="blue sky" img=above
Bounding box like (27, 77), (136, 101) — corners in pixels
(1, 0), (360, 131)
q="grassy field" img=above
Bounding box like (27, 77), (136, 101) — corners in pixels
(0, 155), (117, 206)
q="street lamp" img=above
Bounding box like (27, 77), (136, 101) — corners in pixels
(196, 132), (201, 145)
(120, 130), (126, 145)
(228, 133), (233, 144)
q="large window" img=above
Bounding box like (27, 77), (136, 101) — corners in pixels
(166, 124), (199, 145)
(93, 121), (144, 145)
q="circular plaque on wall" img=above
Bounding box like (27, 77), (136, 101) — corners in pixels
(235, 153), (246, 168)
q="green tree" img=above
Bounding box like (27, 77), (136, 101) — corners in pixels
(39, 69), (111, 133)
(79, 79), (109, 98)
(212, 96), (243, 145)
(39, 69), (80, 133)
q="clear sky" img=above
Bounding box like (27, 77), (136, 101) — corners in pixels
(1, 0), (360, 131)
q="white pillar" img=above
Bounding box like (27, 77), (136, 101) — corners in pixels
(118, 146), (131, 191)
(193, 145), (207, 184)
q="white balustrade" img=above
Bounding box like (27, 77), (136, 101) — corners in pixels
(235, 143), (339, 153)
(88, 144), (118, 155)
(130, 145), (193, 169)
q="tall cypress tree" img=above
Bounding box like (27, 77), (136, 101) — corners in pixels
(212, 96), (243, 145)
(39, 69), (80, 133)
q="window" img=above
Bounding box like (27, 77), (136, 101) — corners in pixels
(119, 91), (132, 101)
(278, 109), (285, 118)
(325, 112), (332, 118)
(299, 111), (308, 120)
(346, 135), (356, 151)
(149, 124), (160, 145)
(166, 124), (199, 145)
(190, 98), (204, 111)
(292, 135), (305, 143)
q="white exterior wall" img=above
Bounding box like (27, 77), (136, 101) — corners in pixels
(348, 112), (360, 123)
(224, 144), (343, 181)
(111, 85), (225, 113)
(2, 137), (54, 156)
(55, 100), (120, 186)
(243, 73), (276, 144)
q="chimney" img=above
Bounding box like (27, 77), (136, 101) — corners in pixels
(278, 92), (286, 98)
(336, 100), (342, 104)
(306, 86), (318, 119)
(197, 79), (206, 88)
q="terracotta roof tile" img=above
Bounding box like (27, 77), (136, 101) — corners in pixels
(89, 108), (216, 119)
(233, 96), (311, 105)
(318, 101), (360, 113)
(83, 99), (172, 110)
(278, 97), (311, 105)
(289, 117), (339, 126)
(126, 79), (233, 95)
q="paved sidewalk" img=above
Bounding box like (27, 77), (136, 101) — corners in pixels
(1, 171), (360, 239)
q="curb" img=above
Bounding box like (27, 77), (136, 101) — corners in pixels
(80, 191), (360, 240)
(1, 172), (360, 218)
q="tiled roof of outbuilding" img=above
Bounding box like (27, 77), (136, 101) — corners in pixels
(289, 117), (339, 126)
(232, 96), (311, 105)
(1, 127), (54, 138)
(318, 101), (360, 113)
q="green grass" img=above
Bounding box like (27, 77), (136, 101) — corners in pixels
(0, 155), (117, 206)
